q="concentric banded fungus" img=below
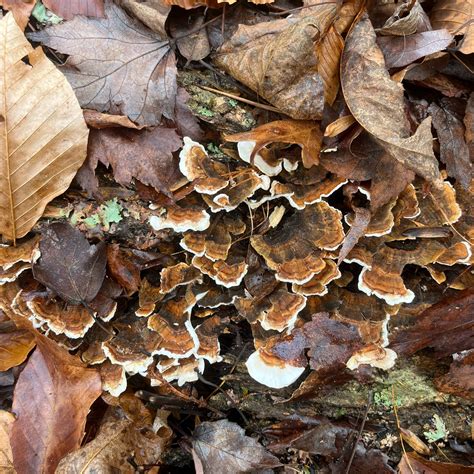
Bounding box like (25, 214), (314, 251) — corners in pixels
(0, 236), (39, 269)
(236, 140), (284, 176)
(137, 278), (163, 317)
(251, 202), (344, 284)
(292, 259), (341, 296)
(346, 345), (398, 371)
(179, 137), (229, 194)
(357, 241), (446, 305)
(235, 287), (306, 332)
(20, 291), (95, 339)
(160, 357), (205, 386)
(149, 205), (210, 232)
(81, 341), (107, 365)
(147, 294), (199, 358)
(346, 200), (396, 237)
(191, 255), (248, 288)
(436, 242), (472, 266)
(159, 263), (201, 294)
(195, 315), (223, 363)
(246, 329), (307, 389)
(180, 216), (245, 261)
(100, 361), (127, 397)
(195, 285), (243, 309)
(202, 169), (270, 212)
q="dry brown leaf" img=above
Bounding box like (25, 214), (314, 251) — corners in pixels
(431, 0), (474, 54)
(398, 452), (473, 474)
(226, 120), (322, 168)
(341, 14), (441, 184)
(171, 13), (211, 61)
(10, 335), (102, 473)
(56, 408), (172, 473)
(117, 0), (170, 38)
(377, 30), (453, 69)
(214, 5), (337, 119)
(0, 410), (15, 474)
(324, 115), (356, 137)
(83, 110), (142, 130)
(337, 207), (371, 265)
(0, 13), (89, 243)
(0, 328), (35, 372)
(317, 25), (344, 105)
(29, 1), (177, 126)
(43, 0), (104, 19)
(0, 0), (34, 30)
(192, 419), (280, 473)
(377, 1), (430, 36)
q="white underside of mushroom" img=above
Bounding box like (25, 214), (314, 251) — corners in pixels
(237, 141), (283, 176)
(245, 350), (305, 389)
(149, 210), (210, 233)
(102, 345), (154, 375)
(103, 366), (127, 397)
(346, 347), (397, 371)
(358, 268), (415, 305)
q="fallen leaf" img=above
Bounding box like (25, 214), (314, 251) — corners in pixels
(10, 335), (101, 474)
(0, 325), (35, 371)
(214, 5), (337, 119)
(0, 13), (89, 242)
(29, 1), (177, 126)
(56, 407), (172, 473)
(337, 206), (371, 265)
(117, 0), (170, 38)
(428, 100), (472, 189)
(435, 350), (474, 400)
(192, 419), (280, 474)
(83, 110), (142, 130)
(87, 126), (182, 197)
(170, 12), (211, 61)
(377, 1), (431, 36)
(341, 14), (441, 183)
(430, 0), (474, 55)
(398, 452), (473, 474)
(324, 114), (356, 137)
(43, 0), (104, 19)
(226, 120), (322, 168)
(317, 25), (344, 105)
(0, 0), (34, 30)
(391, 287), (474, 357)
(0, 410), (14, 474)
(377, 30), (453, 69)
(32, 222), (107, 304)
(174, 87), (204, 141)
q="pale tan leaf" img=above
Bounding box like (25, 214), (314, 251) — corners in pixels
(431, 0), (474, 54)
(324, 115), (356, 137)
(0, 1), (34, 30)
(317, 25), (344, 105)
(0, 13), (89, 242)
(0, 410), (15, 474)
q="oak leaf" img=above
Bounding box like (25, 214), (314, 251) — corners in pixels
(192, 419), (280, 474)
(43, 0), (105, 19)
(341, 14), (441, 183)
(29, 0), (177, 126)
(10, 335), (102, 474)
(214, 5), (337, 119)
(226, 120), (322, 168)
(0, 13), (89, 242)
(431, 0), (474, 54)
(32, 222), (107, 304)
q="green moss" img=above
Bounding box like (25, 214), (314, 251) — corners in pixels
(83, 214), (101, 228)
(424, 414), (447, 443)
(194, 105), (215, 118)
(227, 98), (238, 107)
(99, 199), (123, 230)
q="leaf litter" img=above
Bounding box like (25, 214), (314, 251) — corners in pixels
(0, 0), (473, 472)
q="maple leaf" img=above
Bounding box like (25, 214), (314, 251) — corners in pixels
(341, 14), (441, 184)
(86, 126), (182, 197)
(192, 419), (281, 474)
(10, 334), (102, 473)
(29, 0), (177, 126)
(0, 13), (89, 242)
(32, 222), (107, 305)
(43, 0), (105, 19)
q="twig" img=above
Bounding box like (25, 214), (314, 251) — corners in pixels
(344, 390), (372, 474)
(198, 85), (282, 113)
(392, 386), (415, 474)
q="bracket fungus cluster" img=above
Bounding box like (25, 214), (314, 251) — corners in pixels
(0, 123), (472, 396)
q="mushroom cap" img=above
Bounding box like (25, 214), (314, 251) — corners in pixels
(237, 140), (283, 176)
(292, 259), (341, 296)
(192, 255), (248, 288)
(159, 262), (201, 294)
(150, 205), (210, 232)
(179, 137), (229, 194)
(346, 345), (397, 371)
(246, 350), (305, 389)
(161, 357), (205, 387)
(0, 236), (39, 269)
(195, 315), (223, 363)
(100, 361), (127, 397)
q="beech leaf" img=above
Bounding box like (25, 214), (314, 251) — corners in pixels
(0, 410), (14, 473)
(42, 0), (105, 19)
(32, 222), (107, 304)
(226, 120), (322, 168)
(192, 419), (281, 474)
(0, 13), (89, 242)
(10, 335), (102, 474)
(341, 14), (441, 183)
(0, 327), (35, 371)
(29, 0), (177, 126)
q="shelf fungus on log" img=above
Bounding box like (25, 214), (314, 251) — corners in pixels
(159, 263), (202, 294)
(251, 202), (344, 284)
(191, 254), (248, 288)
(149, 205), (210, 232)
